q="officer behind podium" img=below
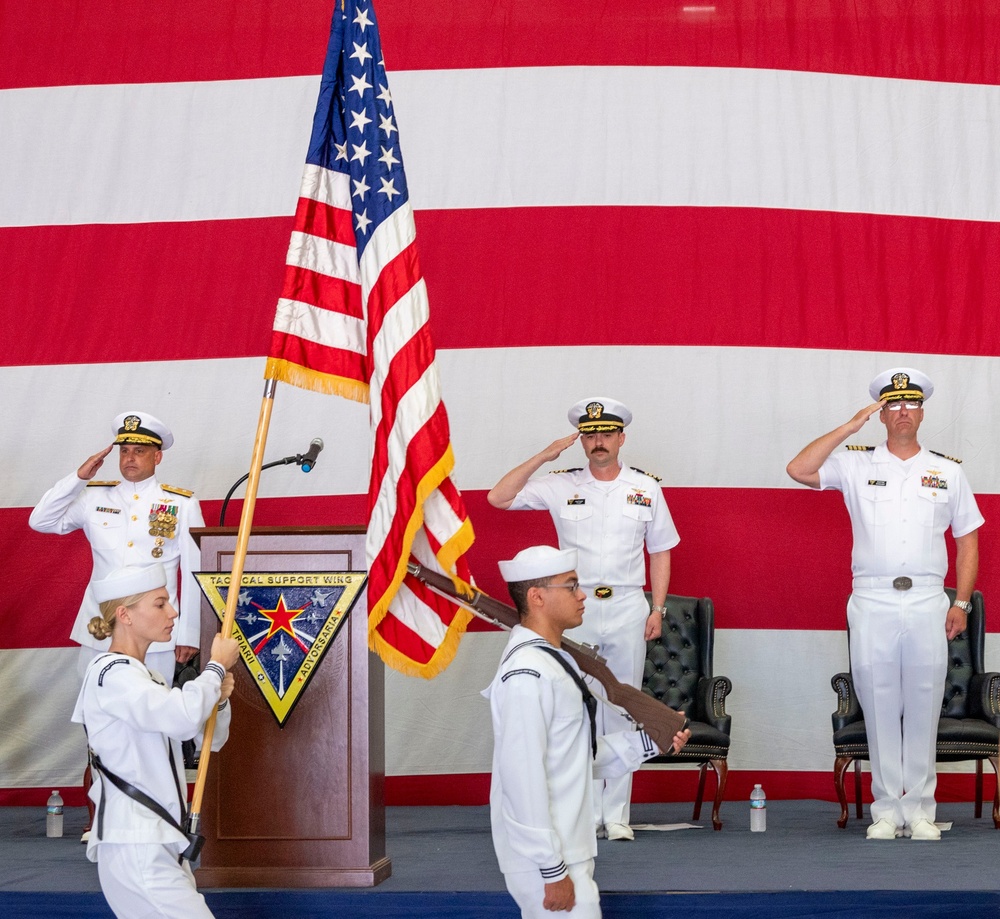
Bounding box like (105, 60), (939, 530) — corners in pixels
(30, 410), (205, 679)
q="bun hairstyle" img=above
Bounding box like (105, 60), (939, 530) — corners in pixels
(88, 593), (147, 641)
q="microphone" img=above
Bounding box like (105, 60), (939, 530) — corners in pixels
(298, 438), (324, 473)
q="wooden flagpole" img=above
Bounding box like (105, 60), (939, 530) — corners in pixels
(187, 377), (278, 837)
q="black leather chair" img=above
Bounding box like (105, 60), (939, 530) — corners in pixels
(832, 588), (1000, 828)
(641, 593), (732, 830)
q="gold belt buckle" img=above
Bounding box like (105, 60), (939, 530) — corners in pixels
(892, 576), (912, 591)
(594, 586), (614, 599)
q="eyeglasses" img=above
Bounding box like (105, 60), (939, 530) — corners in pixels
(884, 401), (923, 412)
(539, 580), (581, 593)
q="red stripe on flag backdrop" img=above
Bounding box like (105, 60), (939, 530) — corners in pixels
(6, 208), (1000, 368)
(4, 488), (997, 650)
(4, 0), (1000, 89)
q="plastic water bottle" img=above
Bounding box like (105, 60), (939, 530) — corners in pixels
(46, 790), (64, 838)
(750, 783), (766, 832)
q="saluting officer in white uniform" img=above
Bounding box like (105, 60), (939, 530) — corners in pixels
(30, 411), (205, 679)
(787, 368), (983, 842)
(484, 545), (688, 919)
(72, 564), (238, 919)
(488, 399), (680, 841)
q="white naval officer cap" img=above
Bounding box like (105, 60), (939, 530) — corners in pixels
(868, 368), (934, 404)
(112, 411), (174, 450)
(567, 397), (632, 432)
(498, 546), (578, 583)
(93, 564), (167, 603)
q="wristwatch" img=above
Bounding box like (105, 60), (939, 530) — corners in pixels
(953, 599), (973, 614)
(651, 605), (667, 620)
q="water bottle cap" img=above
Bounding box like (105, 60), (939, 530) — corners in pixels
(754, 783), (761, 788)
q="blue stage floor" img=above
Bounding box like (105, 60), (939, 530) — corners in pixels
(4, 801), (998, 917)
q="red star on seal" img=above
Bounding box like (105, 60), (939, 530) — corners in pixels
(251, 594), (311, 654)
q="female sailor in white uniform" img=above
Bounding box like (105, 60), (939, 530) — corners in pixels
(72, 563), (238, 919)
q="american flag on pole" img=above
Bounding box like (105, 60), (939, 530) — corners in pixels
(265, 0), (475, 677)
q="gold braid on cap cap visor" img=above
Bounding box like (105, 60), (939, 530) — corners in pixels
(114, 433), (163, 446)
(577, 421), (624, 432)
(881, 390), (924, 402)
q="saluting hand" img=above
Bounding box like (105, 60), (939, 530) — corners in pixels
(846, 401), (886, 434)
(77, 444), (115, 480)
(539, 433), (580, 463)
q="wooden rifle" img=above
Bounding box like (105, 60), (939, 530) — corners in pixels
(406, 562), (689, 754)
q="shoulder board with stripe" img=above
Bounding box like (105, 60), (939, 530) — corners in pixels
(548, 468), (582, 475)
(86, 480), (120, 487)
(930, 450), (962, 464)
(161, 484), (194, 497)
(846, 445), (875, 452)
(630, 466), (662, 482)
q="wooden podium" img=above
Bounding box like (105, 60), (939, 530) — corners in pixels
(191, 526), (390, 887)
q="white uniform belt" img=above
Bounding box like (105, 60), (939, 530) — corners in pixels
(852, 575), (943, 591)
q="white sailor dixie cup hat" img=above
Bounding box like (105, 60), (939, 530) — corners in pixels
(93, 563), (168, 603)
(868, 368), (934, 404)
(498, 546), (578, 583)
(568, 397), (632, 433)
(112, 411), (174, 450)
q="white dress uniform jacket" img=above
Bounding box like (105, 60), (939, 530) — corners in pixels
(510, 464), (679, 590)
(71, 654), (230, 858)
(30, 471), (206, 651)
(483, 626), (658, 881)
(819, 444), (983, 579)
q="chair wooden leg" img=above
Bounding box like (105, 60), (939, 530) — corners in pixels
(975, 759), (984, 819)
(989, 756), (1000, 829)
(709, 759), (727, 831)
(834, 756), (853, 828)
(854, 760), (863, 819)
(692, 763), (708, 820)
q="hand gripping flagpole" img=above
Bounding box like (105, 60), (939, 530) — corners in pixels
(186, 377), (278, 850)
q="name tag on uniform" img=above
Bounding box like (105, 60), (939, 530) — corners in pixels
(867, 480), (886, 487)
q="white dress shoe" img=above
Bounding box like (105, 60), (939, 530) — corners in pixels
(908, 817), (941, 841)
(866, 817), (899, 840)
(595, 825), (607, 839)
(80, 830), (91, 843)
(606, 822), (634, 841)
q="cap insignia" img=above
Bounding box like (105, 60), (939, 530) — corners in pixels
(586, 401), (604, 420)
(123, 414), (141, 432)
(891, 373), (909, 391)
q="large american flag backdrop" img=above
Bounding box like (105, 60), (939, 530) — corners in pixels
(2, 1), (999, 806)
